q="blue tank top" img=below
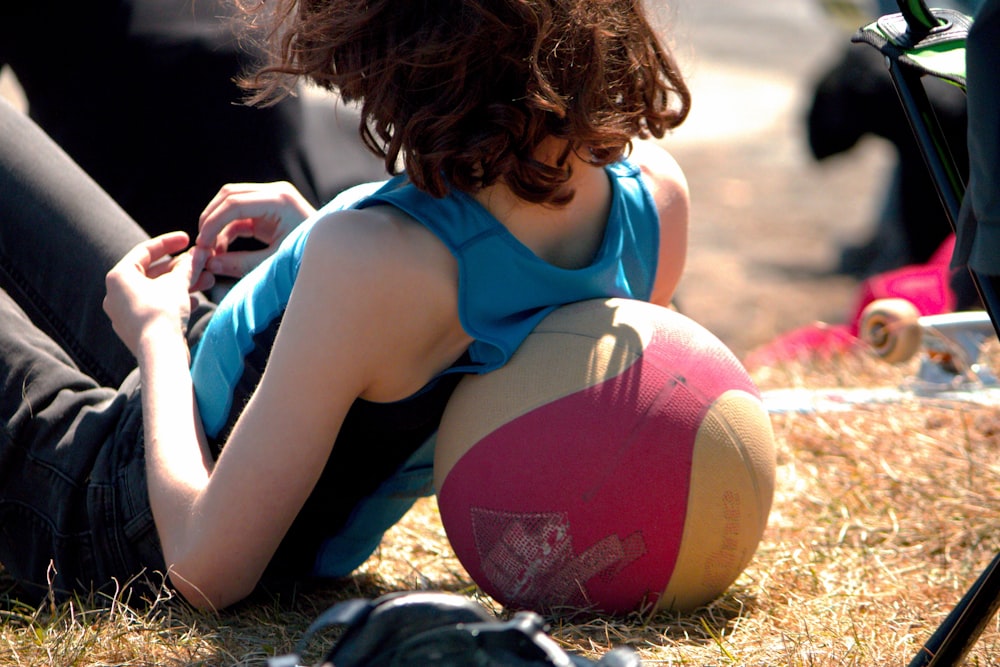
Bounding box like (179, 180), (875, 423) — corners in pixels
(190, 159), (659, 439)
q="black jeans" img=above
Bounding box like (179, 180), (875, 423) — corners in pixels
(0, 96), (212, 603)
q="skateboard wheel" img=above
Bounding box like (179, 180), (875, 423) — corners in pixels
(859, 298), (922, 364)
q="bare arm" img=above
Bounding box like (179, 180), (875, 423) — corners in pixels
(133, 306), (218, 602)
(104, 233), (220, 602)
(630, 139), (690, 308)
(160, 219), (377, 607)
(105, 212), (462, 609)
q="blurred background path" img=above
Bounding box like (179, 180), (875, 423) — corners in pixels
(664, 0), (896, 358)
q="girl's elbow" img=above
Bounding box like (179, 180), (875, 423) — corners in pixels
(166, 559), (258, 611)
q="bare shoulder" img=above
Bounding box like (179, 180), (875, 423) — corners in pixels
(304, 206), (458, 292)
(629, 138), (689, 207)
(296, 206), (470, 400)
(628, 139), (690, 308)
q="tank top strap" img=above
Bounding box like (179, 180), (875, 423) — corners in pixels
(353, 161), (659, 373)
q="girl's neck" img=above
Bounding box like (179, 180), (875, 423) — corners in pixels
(473, 145), (612, 270)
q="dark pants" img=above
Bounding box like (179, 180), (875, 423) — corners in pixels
(0, 96), (212, 603)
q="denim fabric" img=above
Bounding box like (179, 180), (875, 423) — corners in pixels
(0, 276), (169, 603)
(0, 97), (178, 602)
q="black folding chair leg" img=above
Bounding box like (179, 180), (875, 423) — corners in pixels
(879, 3), (1000, 664)
(907, 552), (1000, 667)
(886, 58), (965, 225)
(887, 56), (1000, 338)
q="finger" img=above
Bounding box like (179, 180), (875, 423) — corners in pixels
(190, 270), (216, 294)
(197, 183), (263, 231)
(122, 232), (191, 271)
(188, 246), (214, 291)
(197, 199), (285, 251)
(213, 217), (261, 252)
(197, 186), (282, 249)
(166, 249), (195, 284)
(196, 182), (313, 250)
(196, 185), (258, 250)
(148, 252), (200, 296)
(146, 255), (178, 279)
(205, 249), (270, 278)
(190, 246), (211, 281)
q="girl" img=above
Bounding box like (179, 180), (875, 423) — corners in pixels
(0, 0), (690, 610)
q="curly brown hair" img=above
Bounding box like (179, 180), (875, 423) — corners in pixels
(238, 0), (690, 204)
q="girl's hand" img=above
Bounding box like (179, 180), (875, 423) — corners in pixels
(196, 181), (317, 278)
(103, 232), (211, 356)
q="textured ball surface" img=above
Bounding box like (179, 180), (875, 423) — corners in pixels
(434, 298), (776, 615)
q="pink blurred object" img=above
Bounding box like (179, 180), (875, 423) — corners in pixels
(745, 235), (958, 369)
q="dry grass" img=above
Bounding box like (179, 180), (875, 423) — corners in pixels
(4, 345), (1000, 665)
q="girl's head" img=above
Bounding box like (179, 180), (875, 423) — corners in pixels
(240, 0), (691, 204)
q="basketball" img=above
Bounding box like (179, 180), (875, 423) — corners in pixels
(433, 298), (776, 615)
